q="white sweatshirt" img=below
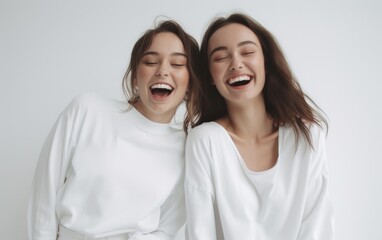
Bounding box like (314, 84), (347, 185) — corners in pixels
(185, 122), (334, 240)
(28, 93), (186, 240)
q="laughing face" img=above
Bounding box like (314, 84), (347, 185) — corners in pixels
(134, 32), (189, 123)
(208, 23), (266, 106)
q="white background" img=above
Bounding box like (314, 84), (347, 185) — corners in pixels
(1, 0), (381, 239)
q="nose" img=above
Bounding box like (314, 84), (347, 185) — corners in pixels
(230, 55), (243, 71)
(155, 63), (169, 77)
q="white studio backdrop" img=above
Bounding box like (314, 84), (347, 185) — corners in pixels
(1, 0), (381, 239)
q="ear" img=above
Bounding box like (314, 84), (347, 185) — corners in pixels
(184, 89), (189, 101)
(132, 78), (139, 93)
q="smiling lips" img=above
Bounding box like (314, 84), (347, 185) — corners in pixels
(150, 83), (174, 98)
(227, 75), (252, 87)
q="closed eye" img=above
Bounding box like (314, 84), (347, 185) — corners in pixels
(242, 51), (255, 55)
(143, 61), (158, 66)
(171, 63), (186, 67)
(212, 55), (229, 62)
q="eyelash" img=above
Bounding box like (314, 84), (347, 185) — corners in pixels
(143, 61), (158, 66)
(214, 56), (228, 62)
(143, 61), (186, 68)
(243, 51), (254, 55)
(172, 63), (186, 67)
(213, 50), (255, 62)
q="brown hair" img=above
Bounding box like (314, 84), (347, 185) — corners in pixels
(122, 20), (201, 133)
(197, 13), (327, 146)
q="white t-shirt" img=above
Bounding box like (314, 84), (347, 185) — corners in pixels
(28, 93), (186, 240)
(185, 122), (334, 240)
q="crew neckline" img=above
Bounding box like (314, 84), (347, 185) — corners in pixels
(129, 106), (176, 134)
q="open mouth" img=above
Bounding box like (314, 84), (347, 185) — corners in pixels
(150, 83), (174, 98)
(227, 75), (252, 87)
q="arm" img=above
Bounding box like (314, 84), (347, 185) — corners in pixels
(297, 127), (334, 240)
(28, 107), (75, 240)
(184, 130), (218, 240)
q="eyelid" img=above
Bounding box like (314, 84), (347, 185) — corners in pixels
(213, 56), (229, 62)
(170, 56), (187, 66)
(142, 55), (158, 64)
(211, 52), (229, 62)
(143, 61), (158, 65)
(242, 51), (255, 55)
(171, 56), (187, 61)
(171, 62), (186, 67)
(241, 45), (256, 52)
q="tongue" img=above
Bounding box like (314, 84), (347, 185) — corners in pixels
(230, 80), (250, 87)
(152, 89), (171, 98)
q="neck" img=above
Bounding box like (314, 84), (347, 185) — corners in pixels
(222, 97), (276, 142)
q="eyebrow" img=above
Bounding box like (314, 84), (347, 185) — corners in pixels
(209, 41), (258, 58)
(143, 51), (187, 58)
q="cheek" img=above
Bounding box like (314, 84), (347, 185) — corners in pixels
(209, 63), (224, 81)
(174, 70), (190, 86)
(254, 55), (265, 71)
(246, 58), (265, 76)
(136, 68), (145, 80)
(136, 65), (155, 81)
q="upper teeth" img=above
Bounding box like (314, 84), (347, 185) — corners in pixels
(150, 83), (173, 90)
(228, 75), (250, 84)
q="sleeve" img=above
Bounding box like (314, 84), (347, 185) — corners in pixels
(297, 127), (334, 240)
(27, 106), (76, 240)
(184, 129), (218, 240)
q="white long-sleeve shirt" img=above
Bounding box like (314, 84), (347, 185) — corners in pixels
(185, 122), (334, 240)
(28, 93), (186, 240)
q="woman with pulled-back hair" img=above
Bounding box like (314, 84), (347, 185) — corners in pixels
(28, 20), (200, 240)
(185, 13), (334, 239)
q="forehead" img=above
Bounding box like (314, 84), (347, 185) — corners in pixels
(146, 32), (186, 54)
(208, 23), (261, 51)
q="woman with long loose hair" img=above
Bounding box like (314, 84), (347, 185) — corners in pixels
(28, 20), (200, 240)
(185, 13), (333, 240)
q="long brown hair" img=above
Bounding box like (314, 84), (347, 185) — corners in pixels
(197, 13), (327, 146)
(122, 20), (201, 133)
